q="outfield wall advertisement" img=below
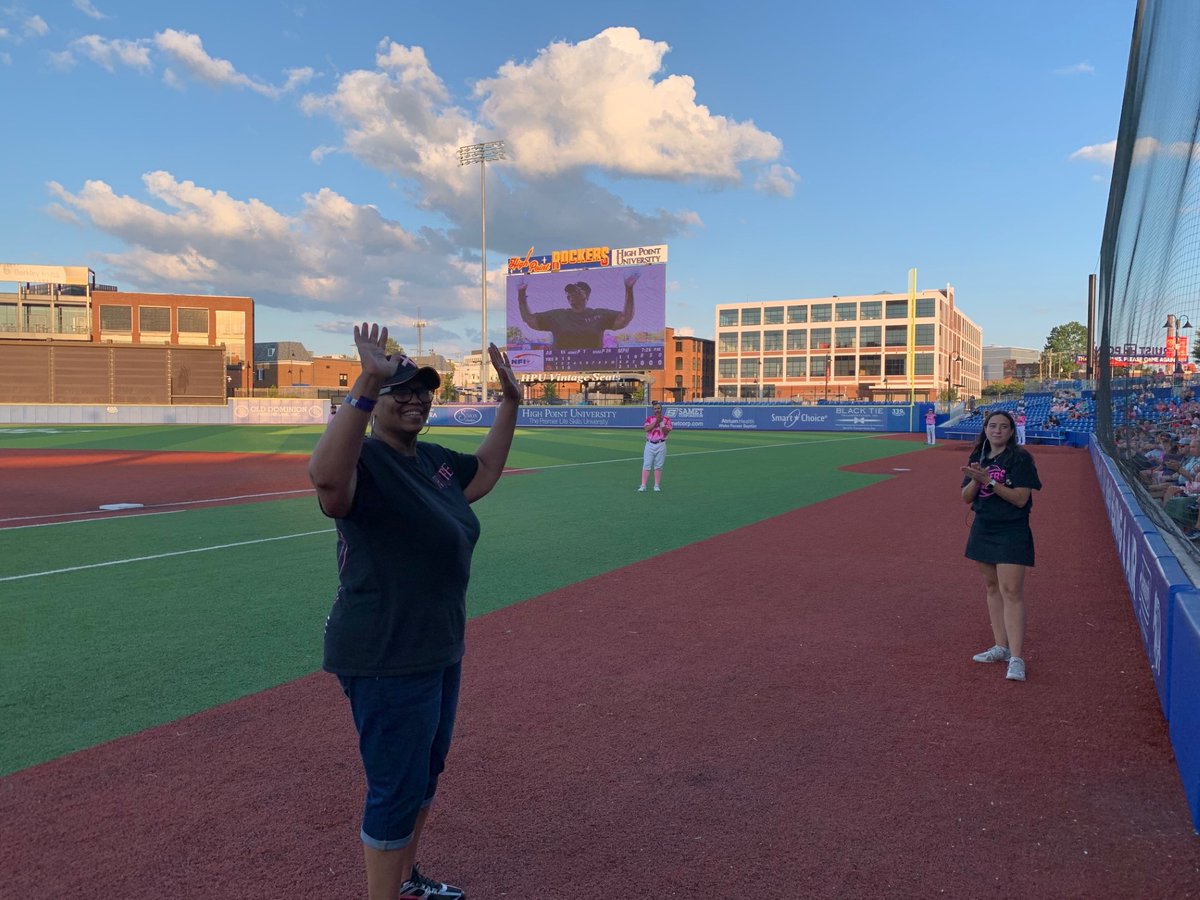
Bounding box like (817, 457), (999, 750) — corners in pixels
(506, 244), (666, 374)
(429, 402), (931, 432)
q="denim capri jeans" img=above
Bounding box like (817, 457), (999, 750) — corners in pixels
(338, 662), (462, 850)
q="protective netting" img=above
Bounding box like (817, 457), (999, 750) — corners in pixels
(1097, 0), (1200, 553)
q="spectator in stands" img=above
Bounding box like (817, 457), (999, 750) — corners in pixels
(961, 410), (1042, 683)
(1015, 411), (1026, 445)
(309, 323), (521, 900)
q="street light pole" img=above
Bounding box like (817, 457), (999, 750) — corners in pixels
(824, 353), (831, 402)
(458, 140), (506, 401)
(946, 351), (962, 406)
(1164, 313), (1193, 379)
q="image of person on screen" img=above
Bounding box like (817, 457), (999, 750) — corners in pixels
(517, 273), (638, 350)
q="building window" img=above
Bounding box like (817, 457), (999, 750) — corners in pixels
(859, 355), (881, 377)
(675, 356), (684, 370)
(763, 358), (783, 379)
(741, 308), (762, 326)
(860, 325), (882, 347)
(763, 330), (783, 352)
(916, 297), (936, 317)
(811, 355), (829, 377)
(718, 384), (738, 398)
(139, 306), (171, 333)
(719, 332), (738, 352)
(835, 302), (858, 321)
(915, 323), (935, 345)
(675, 340), (683, 351)
(740, 359), (760, 378)
(885, 299), (908, 319)
(718, 359), (737, 377)
(786, 329), (807, 351)
(885, 325), (907, 346)
(786, 357), (807, 377)
(764, 306), (785, 325)
(787, 305), (808, 323)
(178, 307), (209, 333)
(811, 327), (831, 350)
(915, 353), (935, 375)
(835, 327), (856, 349)
(834, 356), (856, 377)
(741, 332), (761, 352)
(339, 373), (348, 387)
(100, 305), (132, 331)
(810, 304), (832, 322)
(719, 309), (739, 327)
(860, 301), (882, 320)
(884, 356), (906, 376)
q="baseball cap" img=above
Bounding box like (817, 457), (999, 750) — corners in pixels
(378, 356), (442, 394)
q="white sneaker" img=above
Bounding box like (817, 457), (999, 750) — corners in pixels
(653, 486), (661, 492)
(972, 644), (1011, 663)
(637, 486), (646, 492)
(1006, 657), (1027, 681)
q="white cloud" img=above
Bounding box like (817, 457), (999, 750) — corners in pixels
(0, 51), (9, 66)
(477, 27), (789, 187)
(73, 0), (107, 20)
(1054, 61), (1094, 76)
(1069, 137), (1198, 167)
(47, 49), (75, 70)
(755, 164), (799, 198)
(70, 34), (152, 72)
(302, 28), (788, 252)
(46, 172), (481, 323)
(153, 29), (284, 97)
(1069, 140), (1116, 165)
(24, 15), (48, 38)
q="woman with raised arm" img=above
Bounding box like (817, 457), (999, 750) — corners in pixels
(960, 409), (1042, 683)
(308, 322), (521, 900)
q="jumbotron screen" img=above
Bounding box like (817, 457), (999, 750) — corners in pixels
(505, 251), (666, 374)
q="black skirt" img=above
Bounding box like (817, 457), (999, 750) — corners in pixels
(965, 515), (1035, 567)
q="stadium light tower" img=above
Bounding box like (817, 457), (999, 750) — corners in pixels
(1164, 313), (1192, 376)
(458, 139), (506, 400)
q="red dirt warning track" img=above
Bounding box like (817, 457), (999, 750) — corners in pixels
(1, 443), (1198, 898)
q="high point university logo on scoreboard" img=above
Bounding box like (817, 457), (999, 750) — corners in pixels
(506, 243), (667, 374)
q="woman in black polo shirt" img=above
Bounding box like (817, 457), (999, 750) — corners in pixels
(960, 410), (1042, 683)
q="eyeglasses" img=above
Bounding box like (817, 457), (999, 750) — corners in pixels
(383, 386), (434, 403)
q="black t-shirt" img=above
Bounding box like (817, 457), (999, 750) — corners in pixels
(962, 446), (1042, 523)
(322, 438), (481, 676)
(530, 307), (620, 349)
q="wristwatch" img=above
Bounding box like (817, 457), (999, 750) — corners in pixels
(986, 479), (997, 489)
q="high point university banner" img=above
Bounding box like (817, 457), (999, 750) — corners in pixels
(429, 402), (929, 432)
(505, 244), (667, 374)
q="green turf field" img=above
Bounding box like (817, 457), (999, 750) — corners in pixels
(0, 426), (925, 775)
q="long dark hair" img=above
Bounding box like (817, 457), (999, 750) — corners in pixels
(970, 410), (1032, 465)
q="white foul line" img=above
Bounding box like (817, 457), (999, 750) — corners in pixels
(0, 529), (333, 583)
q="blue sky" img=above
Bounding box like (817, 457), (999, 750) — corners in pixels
(0, 0), (1133, 358)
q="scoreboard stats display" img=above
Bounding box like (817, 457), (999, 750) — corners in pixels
(505, 244), (667, 374)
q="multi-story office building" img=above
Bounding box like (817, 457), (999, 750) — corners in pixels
(983, 345), (1040, 384)
(1, 262), (254, 397)
(713, 286), (982, 402)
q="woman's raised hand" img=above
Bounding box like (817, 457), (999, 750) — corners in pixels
(353, 323), (399, 380)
